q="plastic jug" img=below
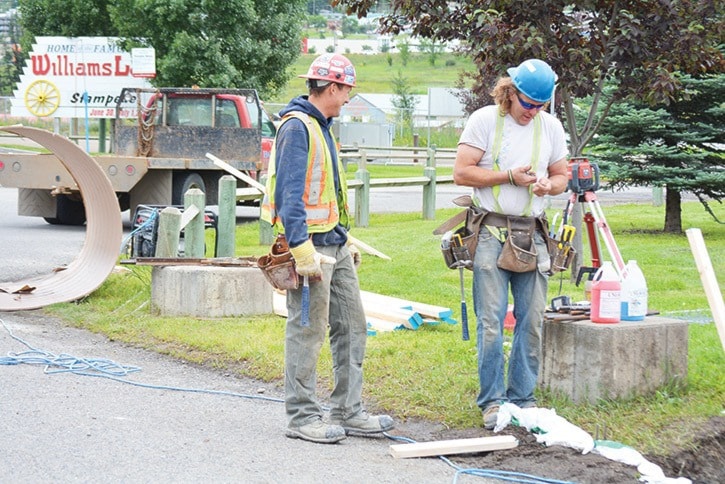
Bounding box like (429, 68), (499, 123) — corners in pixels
(621, 260), (648, 321)
(590, 261), (621, 324)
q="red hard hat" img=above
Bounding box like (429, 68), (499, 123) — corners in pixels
(299, 54), (356, 87)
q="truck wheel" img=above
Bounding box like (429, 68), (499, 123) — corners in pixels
(201, 172), (223, 205)
(43, 194), (87, 226)
(172, 172), (206, 206)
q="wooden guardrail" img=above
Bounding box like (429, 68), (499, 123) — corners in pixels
(343, 145), (457, 227)
(234, 144), (458, 229)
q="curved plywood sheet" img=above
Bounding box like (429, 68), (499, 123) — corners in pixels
(0, 126), (122, 310)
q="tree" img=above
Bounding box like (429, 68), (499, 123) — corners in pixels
(17, 0), (307, 98)
(0, 47), (17, 96)
(18, 0), (116, 41)
(397, 39), (410, 66)
(418, 38), (443, 67)
(335, 0), (723, 273)
(391, 69), (417, 136)
(110, 0), (306, 97)
(589, 74), (724, 233)
(335, 1), (723, 157)
(0, 9), (22, 96)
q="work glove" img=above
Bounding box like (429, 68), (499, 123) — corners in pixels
(347, 242), (361, 269)
(290, 240), (336, 278)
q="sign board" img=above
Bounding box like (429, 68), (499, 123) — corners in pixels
(131, 47), (156, 78)
(11, 37), (153, 119)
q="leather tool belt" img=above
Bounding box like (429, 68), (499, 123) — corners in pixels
(435, 195), (573, 274)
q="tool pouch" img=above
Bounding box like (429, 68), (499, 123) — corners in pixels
(257, 234), (299, 290)
(441, 204), (485, 271)
(497, 216), (537, 273)
(442, 226), (474, 269)
(546, 236), (575, 274)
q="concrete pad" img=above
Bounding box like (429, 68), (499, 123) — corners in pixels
(540, 316), (688, 403)
(151, 266), (273, 318)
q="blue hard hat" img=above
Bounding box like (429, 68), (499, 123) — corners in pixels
(506, 59), (557, 103)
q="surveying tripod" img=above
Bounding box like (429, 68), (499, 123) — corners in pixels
(560, 157), (626, 285)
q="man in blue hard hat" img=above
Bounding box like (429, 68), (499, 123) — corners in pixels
(453, 59), (569, 430)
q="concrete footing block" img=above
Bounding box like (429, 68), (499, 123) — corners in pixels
(151, 266), (273, 318)
(540, 316), (688, 403)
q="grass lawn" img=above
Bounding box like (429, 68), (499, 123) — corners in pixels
(46, 199), (724, 457)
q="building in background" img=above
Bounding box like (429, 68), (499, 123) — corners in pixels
(338, 88), (466, 147)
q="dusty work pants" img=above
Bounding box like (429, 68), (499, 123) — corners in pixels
(284, 244), (368, 428)
(472, 228), (550, 411)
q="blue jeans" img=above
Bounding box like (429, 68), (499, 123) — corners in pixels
(472, 227), (550, 410)
(284, 244), (368, 427)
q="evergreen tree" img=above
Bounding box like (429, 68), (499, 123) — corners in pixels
(590, 75), (724, 232)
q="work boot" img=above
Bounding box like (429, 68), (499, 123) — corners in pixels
(482, 404), (500, 430)
(331, 411), (395, 435)
(285, 418), (347, 444)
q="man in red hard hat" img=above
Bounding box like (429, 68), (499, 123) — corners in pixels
(262, 54), (394, 444)
(453, 59), (569, 430)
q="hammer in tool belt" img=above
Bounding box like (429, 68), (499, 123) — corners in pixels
(443, 231), (472, 341)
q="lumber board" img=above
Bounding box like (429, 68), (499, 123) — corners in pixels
(272, 290), (287, 318)
(362, 301), (422, 329)
(390, 435), (518, 459)
(122, 257), (257, 267)
(348, 234), (391, 260)
(179, 204), (200, 229)
(686, 228), (725, 351)
(274, 289), (421, 331)
(366, 316), (405, 333)
(360, 290), (453, 320)
(207, 152), (266, 193)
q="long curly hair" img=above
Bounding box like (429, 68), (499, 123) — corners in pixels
(491, 77), (516, 115)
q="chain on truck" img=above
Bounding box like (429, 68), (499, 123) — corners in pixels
(0, 87), (277, 225)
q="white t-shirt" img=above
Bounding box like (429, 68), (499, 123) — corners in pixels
(458, 105), (568, 216)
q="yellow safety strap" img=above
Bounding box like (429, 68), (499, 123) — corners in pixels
(490, 112), (541, 216)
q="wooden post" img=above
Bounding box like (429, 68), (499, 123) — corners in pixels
(98, 118), (107, 153)
(355, 148), (370, 228)
(154, 207), (182, 258)
(686, 228), (725, 350)
(184, 188), (206, 258)
(422, 146), (437, 220)
(258, 174), (274, 245)
(217, 175), (236, 257)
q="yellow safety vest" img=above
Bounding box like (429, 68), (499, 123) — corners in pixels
(261, 111), (349, 233)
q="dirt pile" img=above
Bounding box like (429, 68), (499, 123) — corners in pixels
(399, 416), (724, 483)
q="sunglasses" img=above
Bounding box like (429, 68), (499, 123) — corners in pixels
(516, 93), (546, 110)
